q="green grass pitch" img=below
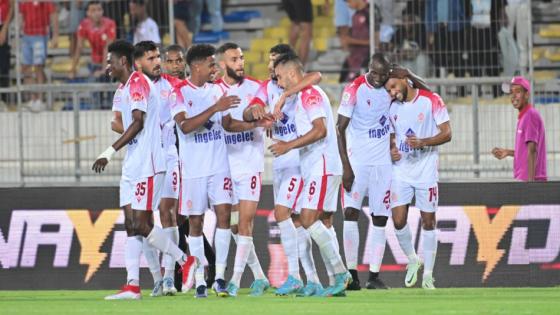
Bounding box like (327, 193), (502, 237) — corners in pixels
(1, 288), (559, 315)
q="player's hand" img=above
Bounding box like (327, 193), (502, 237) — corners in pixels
(249, 104), (267, 120)
(92, 158), (109, 173)
(491, 147), (508, 160)
(406, 135), (425, 149)
(256, 115), (274, 129)
(50, 35), (59, 49)
(268, 140), (291, 157)
(342, 166), (355, 192)
(266, 127), (273, 138)
(273, 93), (287, 120)
(389, 64), (409, 79)
(391, 146), (401, 162)
(214, 94), (240, 112)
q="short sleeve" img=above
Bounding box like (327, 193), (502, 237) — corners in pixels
(431, 93), (450, 125)
(129, 73), (149, 113)
(523, 111), (542, 144)
(337, 81), (359, 118)
(169, 87), (186, 119)
(77, 20), (87, 39)
(301, 87), (326, 122)
(249, 80), (269, 109)
(111, 87), (123, 112)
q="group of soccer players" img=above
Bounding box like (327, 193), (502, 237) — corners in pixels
(92, 38), (451, 299)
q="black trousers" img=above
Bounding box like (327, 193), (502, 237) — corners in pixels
(0, 40), (10, 103)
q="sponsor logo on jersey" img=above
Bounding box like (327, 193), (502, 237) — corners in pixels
(225, 131), (255, 145)
(194, 129), (222, 144)
(369, 124), (390, 139)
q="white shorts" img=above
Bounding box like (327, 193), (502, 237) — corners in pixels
(119, 178), (133, 207)
(300, 175), (341, 212)
(390, 180), (439, 213)
(161, 160), (180, 200)
(129, 173), (165, 211)
(341, 164), (392, 217)
(180, 171), (233, 216)
(232, 172), (262, 205)
(273, 167), (304, 214)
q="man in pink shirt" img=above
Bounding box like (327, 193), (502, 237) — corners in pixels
(492, 76), (547, 181)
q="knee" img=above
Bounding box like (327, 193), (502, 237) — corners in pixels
(124, 217), (135, 236)
(133, 220), (152, 237)
(422, 218), (436, 231)
(371, 215), (388, 227)
(392, 216), (407, 230)
(343, 208), (360, 221)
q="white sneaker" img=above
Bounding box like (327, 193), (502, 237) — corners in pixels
(422, 274), (436, 290)
(150, 280), (163, 297)
(162, 277), (177, 296)
(104, 285), (141, 300)
(405, 260), (423, 288)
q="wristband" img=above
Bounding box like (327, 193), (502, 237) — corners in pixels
(97, 146), (116, 161)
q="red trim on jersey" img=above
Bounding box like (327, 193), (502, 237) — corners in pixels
(244, 76), (262, 85)
(249, 97), (267, 108)
(418, 89), (446, 115)
(146, 176), (154, 211)
(177, 161), (183, 215)
(161, 73), (182, 87)
(292, 178), (304, 210)
(316, 175), (328, 211)
(360, 75), (373, 89)
(410, 89), (421, 103)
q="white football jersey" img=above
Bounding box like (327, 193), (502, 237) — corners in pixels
(389, 89), (450, 186)
(111, 71), (166, 180)
(154, 73), (181, 164)
(169, 79), (230, 179)
(338, 75), (393, 166)
(250, 79), (300, 170)
(294, 85), (342, 177)
(216, 77), (264, 177)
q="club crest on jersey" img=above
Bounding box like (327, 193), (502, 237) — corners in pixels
(188, 100), (193, 107)
(160, 89), (170, 99)
(352, 192), (360, 200)
(379, 115), (387, 126)
(418, 113), (425, 122)
(204, 120), (214, 130)
(169, 92), (177, 105)
(131, 92), (144, 102)
(280, 113), (289, 124)
(393, 114), (398, 122)
(341, 92), (351, 104)
(405, 128), (416, 137)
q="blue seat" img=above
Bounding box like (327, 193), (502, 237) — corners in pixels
(223, 10), (261, 23)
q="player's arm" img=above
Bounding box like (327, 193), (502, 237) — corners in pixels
(527, 141), (537, 181)
(0, 0), (13, 46)
(336, 115), (354, 192)
(49, 5), (59, 48)
(175, 94), (240, 134)
(390, 133), (401, 161)
(70, 36), (84, 78)
(111, 111), (124, 134)
(222, 114), (272, 132)
(406, 121), (451, 148)
(269, 118), (326, 157)
(92, 109), (144, 172)
(390, 65), (431, 91)
(273, 72), (322, 118)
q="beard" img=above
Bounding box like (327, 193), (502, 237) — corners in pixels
(226, 65), (244, 82)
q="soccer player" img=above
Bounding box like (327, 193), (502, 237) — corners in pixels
(93, 40), (197, 300)
(336, 54), (431, 290)
(170, 44), (240, 298)
(163, 45), (187, 80)
(244, 44), (324, 296)
(270, 53), (351, 297)
(384, 69), (452, 290)
(215, 42), (272, 297)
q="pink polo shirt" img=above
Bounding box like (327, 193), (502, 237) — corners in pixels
(514, 105), (547, 181)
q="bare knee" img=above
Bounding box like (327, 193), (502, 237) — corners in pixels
(344, 207), (360, 221)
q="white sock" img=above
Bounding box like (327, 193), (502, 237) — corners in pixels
(214, 228), (231, 281)
(278, 219), (299, 279)
(188, 235), (206, 287)
(232, 232), (239, 244)
(247, 243), (266, 280)
(343, 221), (359, 270)
(329, 226), (340, 252)
(297, 226), (319, 283)
(369, 225), (387, 273)
(162, 227), (179, 279)
(142, 237), (162, 284)
(309, 221), (346, 275)
(231, 235), (252, 287)
(422, 229), (438, 277)
(395, 224), (418, 264)
(125, 236), (142, 286)
(147, 226), (186, 264)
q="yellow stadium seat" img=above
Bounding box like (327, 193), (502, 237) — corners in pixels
(250, 38), (282, 53)
(279, 17), (291, 28)
(251, 63), (269, 80)
(264, 27), (289, 40)
(311, 0), (326, 5)
(544, 48), (560, 62)
(163, 33), (171, 46)
(57, 35), (71, 49)
(534, 70), (557, 80)
(313, 36), (328, 52)
(533, 47), (546, 61)
(244, 51), (262, 63)
(539, 24), (560, 38)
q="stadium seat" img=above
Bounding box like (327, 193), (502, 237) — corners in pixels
(224, 10), (262, 23)
(539, 24), (560, 38)
(544, 48), (560, 62)
(264, 27), (289, 40)
(244, 51), (263, 63)
(250, 38), (282, 53)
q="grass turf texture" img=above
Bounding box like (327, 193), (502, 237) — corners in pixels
(1, 288), (559, 315)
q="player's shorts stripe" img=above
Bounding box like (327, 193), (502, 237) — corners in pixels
(292, 178), (304, 210)
(146, 176), (154, 211)
(317, 175), (328, 211)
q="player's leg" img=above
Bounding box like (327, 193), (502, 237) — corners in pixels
(159, 163), (180, 295)
(209, 171), (233, 296)
(273, 169), (304, 295)
(294, 213), (323, 296)
(365, 165), (391, 290)
(301, 175), (350, 297)
(391, 180), (421, 287)
(174, 214), (188, 291)
(416, 183), (439, 290)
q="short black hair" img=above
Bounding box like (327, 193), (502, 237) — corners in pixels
(273, 51), (302, 70)
(269, 44), (294, 55)
(133, 41), (159, 60)
(370, 52), (390, 68)
(186, 44), (216, 65)
(86, 1), (101, 11)
(108, 40), (134, 67)
(164, 44), (185, 56)
(216, 42), (240, 55)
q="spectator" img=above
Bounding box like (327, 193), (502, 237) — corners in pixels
(468, 0), (504, 78)
(282, 0), (313, 66)
(377, 0), (395, 51)
(102, 0), (128, 39)
(334, 0), (355, 51)
(425, 0), (469, 77)
(173, 0), (192, 48)
(189, 0), (224, 36)
(339, 0), (371, 82)
(19, 0), (59, 111)
(505, 0), (529, 75)
(70, 1), (116, 79)
(163, 44), (186, 79)
(395, 40), (432, 78)
(0, 0), (13, 107)
(130, 0), (160, 44)
(492, 76), (547, 182)
(68, 1), (86, 59)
